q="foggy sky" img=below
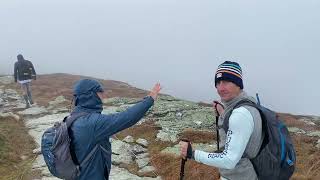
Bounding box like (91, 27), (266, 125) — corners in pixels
(1, 0), (320, 115)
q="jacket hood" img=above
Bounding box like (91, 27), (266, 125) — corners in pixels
(17, 54), (25, 61)
(73, 79), (104, 113)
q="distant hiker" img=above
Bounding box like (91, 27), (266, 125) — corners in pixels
(14, 54), (36, 108)
(180, 61), (264, 180)
(67, 79), (160, 180)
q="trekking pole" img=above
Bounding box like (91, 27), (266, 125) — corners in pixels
(179, 139), (189, 180)
(215, 115), (220, 151)
(213, 101), (223, 152)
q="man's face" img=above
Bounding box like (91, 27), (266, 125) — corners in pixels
(97, 91), (107, 100)
(216, 80), (241, 102)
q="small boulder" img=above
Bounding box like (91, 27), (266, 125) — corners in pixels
(136, 138), (149, 147)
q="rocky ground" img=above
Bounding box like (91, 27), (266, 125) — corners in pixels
(1, 74), (320, 179)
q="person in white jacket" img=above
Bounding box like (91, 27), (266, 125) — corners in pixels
(180, 61), (263, 180)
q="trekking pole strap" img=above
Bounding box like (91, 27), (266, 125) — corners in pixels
(179, 139), (190, 180)
(179, 159), (186, 180)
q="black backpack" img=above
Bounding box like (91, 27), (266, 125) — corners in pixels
(223, 100), (296, 180)
(19, 60), (33, 75)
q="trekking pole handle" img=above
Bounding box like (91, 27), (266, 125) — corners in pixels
(180, 139), (190, 180)
(213, 101), (224, 117)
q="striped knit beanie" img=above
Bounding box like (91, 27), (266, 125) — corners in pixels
(215, 61), (243, 89)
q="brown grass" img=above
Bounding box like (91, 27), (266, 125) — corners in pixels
(0, 116), (39, 180)
(278, 113), (320, 131)
(178, 128), (216, 143)
(291, 134), (320, 180)
(151, 153), (220, 180)
(31, 73), (148, 106)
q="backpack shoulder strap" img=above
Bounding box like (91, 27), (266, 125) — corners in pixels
(223, 99), (259, 131)
(64, 112), (88, 128)
(63, 112), (89, 166)
(234, 99), (258, 110)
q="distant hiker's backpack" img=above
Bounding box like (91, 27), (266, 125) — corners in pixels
(224, 100), (296, 180)
(18, 60), (33, 76)
(41, 112), (98, 180)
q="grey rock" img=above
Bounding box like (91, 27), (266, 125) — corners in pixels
(18, 106), (48, 116)
(136, 153), (149, 159)
(111, 139), (136, 165)
(138, 166), (156, 174)
(41, 177), (61, 180)
(162, 143), (216, 156)
(48, 96), (67, 106)
(112, 139), (132, 155)
(4, 89), (19, 96)
(132, 144), (147, 154)
(50, 107), (69, 114)
(26, 113), (69, 146)
(123, 136), (135, 143)
(0, 76), (13, 84)
(136, 157), (150, 169)
(112, 154), (133, 165)
(288, 127), (306, 134)
(33, 148), (42, 155)
(136, 153), (150, 169)
(156, 130), (177, 142)
(307, 131), (320, 137)
(298, 118), (316, 126)
(316, 139), (320, 149)
(136, 138), (149, 147)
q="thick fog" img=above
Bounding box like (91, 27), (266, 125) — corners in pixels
(1, 0), (319, 115)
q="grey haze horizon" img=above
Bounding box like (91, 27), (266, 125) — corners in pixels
(1, 0), (319, 116)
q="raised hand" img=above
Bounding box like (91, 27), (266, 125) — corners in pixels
(149, 83), (161, 100)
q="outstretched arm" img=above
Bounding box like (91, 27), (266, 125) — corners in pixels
(94, 83), (161, 141)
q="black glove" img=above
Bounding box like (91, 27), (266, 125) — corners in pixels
(186, 142), (193, 159)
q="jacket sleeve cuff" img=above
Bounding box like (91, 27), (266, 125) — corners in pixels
(144, 96), (155, 105)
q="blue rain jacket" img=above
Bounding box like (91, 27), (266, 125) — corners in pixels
(70, 79), (154, 180)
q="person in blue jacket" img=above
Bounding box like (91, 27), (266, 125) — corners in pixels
(69, 79), (161, 180)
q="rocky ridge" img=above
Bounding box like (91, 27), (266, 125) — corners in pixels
(1, 75), (320, 179)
